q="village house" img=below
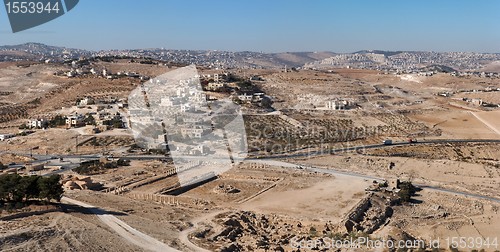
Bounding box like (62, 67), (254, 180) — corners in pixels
(78, 97), (94, 107)
(206, 82), (227, 91)
(470, 98), (483, 106)
(237, 93), (254, 103)
(180, 126), (204, 139)
(0, 133), (15, 141)
(26, 118), (48, 129)
(189, 145), (209, 155)
(325, 100), (354, 110)
(66, 114), (85, 128)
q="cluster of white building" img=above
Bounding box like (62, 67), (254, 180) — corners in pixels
(325, 100), (355, 110)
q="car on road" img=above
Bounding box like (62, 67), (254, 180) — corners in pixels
(383, 139), (393, 145)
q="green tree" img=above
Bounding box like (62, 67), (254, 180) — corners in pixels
(0, 174), (22, 202)
(19, 176), (40, 201)
(37, 175), (64, 202)
(49, 115), (67, 127)
(0, 174), (64, 206)
(0, 174), (10, 202)
(398, 181), (417, 203)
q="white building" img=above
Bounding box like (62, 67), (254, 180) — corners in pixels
(0, 133), (15, 141)
(238, 93), (253, 103)
(180, 126), (204, 139)
(66, 115), (85, 128)
(470, 99), (483, 106)
(26, 118), (48, 129)
(207, 82), (226, 91)
(325, 100), (352, 110)
(252, 93), (265, 102)
(78, 97), (94, 106)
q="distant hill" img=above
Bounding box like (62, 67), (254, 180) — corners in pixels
(0, 42), (79, 52)
(352, 50), (407, 57)
(270, 52), (337, 67)
(0, 42), (91, 61)
(240, 52), (338, 68)
(0, 43), (337, 69)
(482, 61), (500, 73)
(1, 43), (499, 71)
(306, 50), (500, 72)
(420, 64), (457, 73)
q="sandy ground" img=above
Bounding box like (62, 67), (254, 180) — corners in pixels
(299, 147), (500, 199)
(241, 175), (369, 223)
(62, 190), (195, 250)
(0, 128), (80, 155)
(1, 64), (500, 251)
(0, 211), (144, 252)
(472, 110), (500, 136)
(388, 190), (500, 251)
(410, 110), (500, 139)
(61, 197), (179, 252)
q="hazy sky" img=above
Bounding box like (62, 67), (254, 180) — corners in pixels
(1, 0), (499, 53)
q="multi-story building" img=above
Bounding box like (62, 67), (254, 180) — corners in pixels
(26, 118), (48, 129)
(66, 115), (85, 128)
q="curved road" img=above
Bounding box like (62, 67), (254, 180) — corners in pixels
(28, 138), (500, 162)
(15, 138), (500, 204)
(249, 159), (500, 204)
(13, 138), (500, 204)
(178, 211), (223, 252)
(61, 197), (179, 252)
(263, 138), (500, 159)
(36, 139), (499, 251)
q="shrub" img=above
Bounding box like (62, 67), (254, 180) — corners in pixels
(398, 181), (418, 203)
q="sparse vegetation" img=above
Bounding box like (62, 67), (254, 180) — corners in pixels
(398, 181), (418, 203)
(74, 159), (129, 175)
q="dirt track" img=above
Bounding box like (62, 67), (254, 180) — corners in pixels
(61, 197), (179, 252)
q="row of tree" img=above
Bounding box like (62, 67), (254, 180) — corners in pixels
(0, 174), (64, 203)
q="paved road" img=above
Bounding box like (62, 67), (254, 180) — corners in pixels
(11, 138), (500, 164)
(62, 138), (500, 160)
(263, 138), (500, 159)
(61, 197), (179, 252)
(13, 138), (500, 204)
(416, 185), (500, 204)
(251, 159), (500, 204)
